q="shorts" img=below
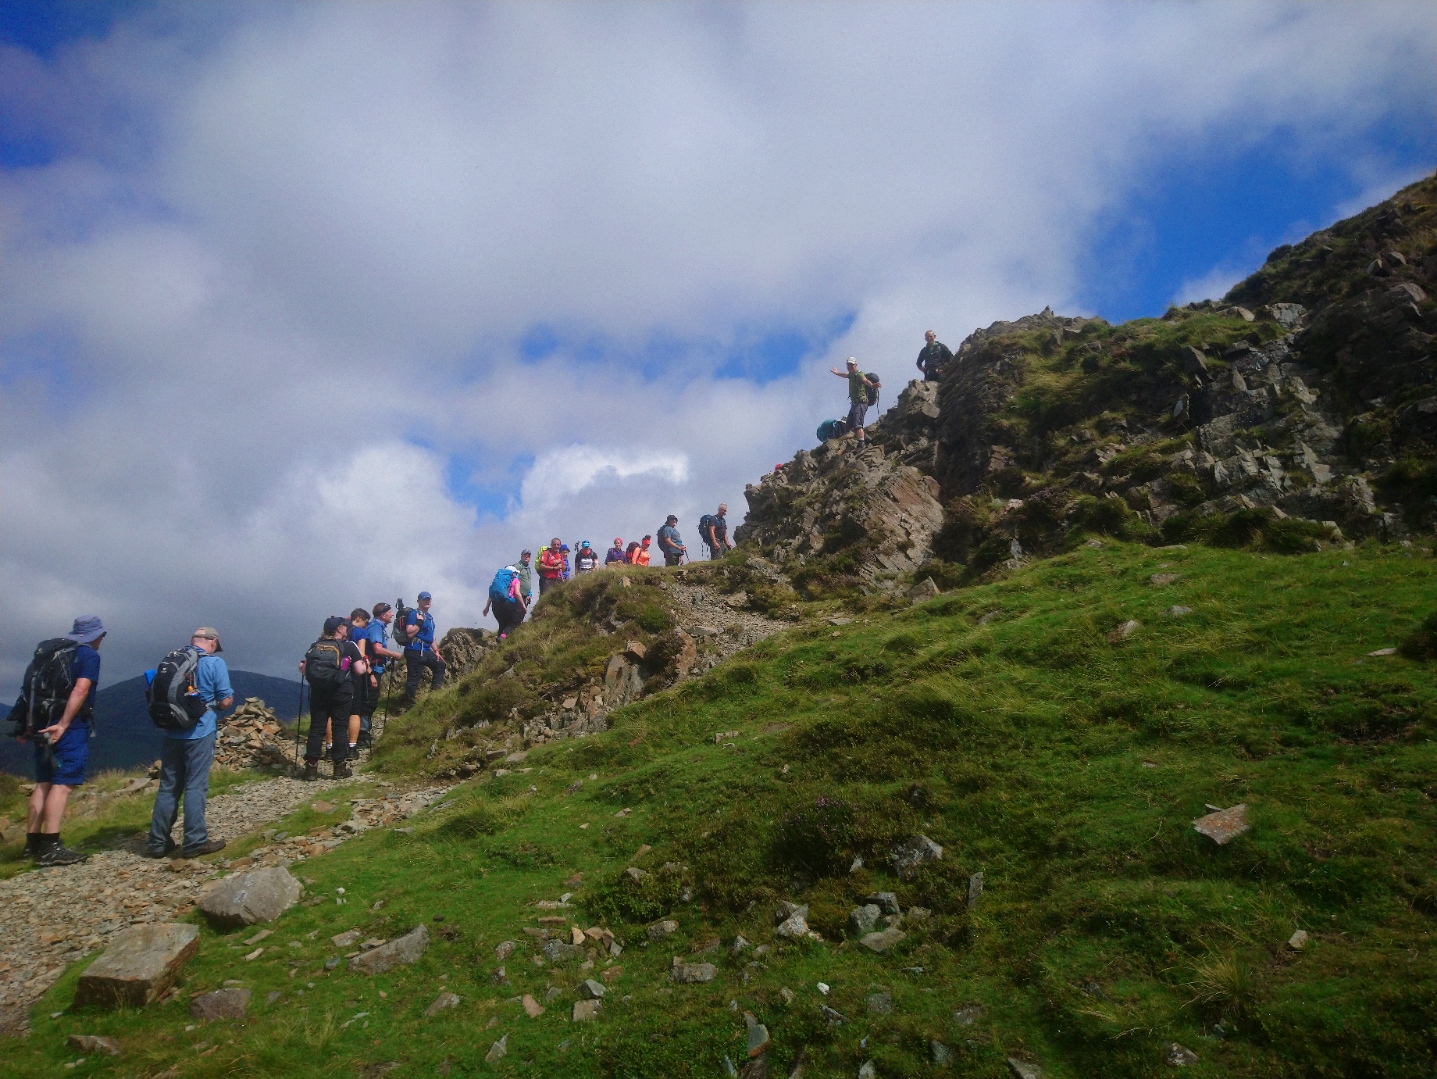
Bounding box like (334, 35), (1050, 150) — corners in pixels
(847, 400), (868, 429)
(35, 722), (90, 786)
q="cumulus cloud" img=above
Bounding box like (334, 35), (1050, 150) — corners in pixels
(1, 1), (1433, 690)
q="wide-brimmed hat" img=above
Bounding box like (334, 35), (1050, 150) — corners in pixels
(65, 615), (106, 644)
(192, 626), (223, 652)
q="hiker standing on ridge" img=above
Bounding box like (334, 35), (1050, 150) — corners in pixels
(484, 565), (528, 639)
(516, 550), (534, 607)
(575, 541), (599, 573)
(605, 537), (626, 566)
(538, 539), (565, 595)
(830, 357), (879, 448)
(147, 627), (232, 859)
(345, 608), (374, 760)
(402, 591), (445, 705)
(916, 330), (953, 382)
(700, 504), (732, 560)
(362, 602), (404, 748)
(9, 616), (106, 866)
(635, 535), (653, 565)
(657, 516), (686, 566)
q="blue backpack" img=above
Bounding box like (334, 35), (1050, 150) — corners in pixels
(817, 418), (848, 442)
(490, 566), (519, 600)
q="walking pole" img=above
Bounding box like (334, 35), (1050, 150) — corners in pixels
(293, 675), (305, 770)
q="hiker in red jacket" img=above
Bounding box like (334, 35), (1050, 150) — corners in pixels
(537, 538), (566, 595)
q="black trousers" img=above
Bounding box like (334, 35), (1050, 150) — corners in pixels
(306, 683), (353, 763)
(404, 648), (446, 700)
(493, 596), (524, 635)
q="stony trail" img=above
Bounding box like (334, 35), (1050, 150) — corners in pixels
(0, 770), (451, 1036)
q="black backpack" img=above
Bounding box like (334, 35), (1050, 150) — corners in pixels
(147, 647), (210, 731)
(391, 599), (415, 647)
(698, 514), (717, 548)
(864, 373), (882, 406)
(304, 638), (349, 689)
(9, 638), (80, 738)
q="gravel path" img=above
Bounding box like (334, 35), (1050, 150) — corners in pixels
(0, 770), (455, 1036)
(663, 577), (788, 669)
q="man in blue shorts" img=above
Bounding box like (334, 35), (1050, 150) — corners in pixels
(402, 591), (446, 705)
(12, 616), (106, 867)
(360, 602), (404, 748)
(147, 627), (233, 858)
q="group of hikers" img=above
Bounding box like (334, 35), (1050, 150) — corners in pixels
(482, 506), (734, 639)
(3, 336), (954, 871)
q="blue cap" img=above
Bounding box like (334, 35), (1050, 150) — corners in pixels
(560, 544), (569, 551)
(65, 615), (106, 644)
(418, 591), (432, 600)
(581, 540), (591, 548)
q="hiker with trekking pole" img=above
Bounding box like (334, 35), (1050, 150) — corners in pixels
(362, 602), (404, 747)
(657, 515), (686, 567)
(299, 616), (366, 780)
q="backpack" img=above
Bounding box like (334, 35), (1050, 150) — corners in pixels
(625, 541), (640, 561)
(698, 514), (717, 547)
(10, 638), (80, 737)
(817, 418), (848, 442)
(304, 638), (350, 689)
(490, 566), (518, 599)
(146, 647), (210, 731)
(392, 599), (415, 647)
(864, 373), (882, 406)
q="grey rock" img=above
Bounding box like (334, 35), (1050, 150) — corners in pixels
(968, 872), (984, 908)
(891, 835), (942, 880)
(774, 912), (810, 939)
(424, 992), (461, 1017)
(331, 930), (361, 949)
(863, 892), (901, 915)
(848, 904), (881, 936)
(775, 901), (808, 922)
(1168, 606), (1192, 617)
(324, 956), (341, 971)
(543, 939), (583, 963)
(909, 577), (940, 602)
(722, 1056), (740, 1078)
(646, 919), (678, 941)
(624, 866), (651, 883)
(866, 991), (892, 1015)
(732, 935), (751, 954)
(579, 978), (606, 999)
(197, 867), (302, 929)
(1288, 928), (1309, 950)
(1269, 302), (1305, 328)
(572, 999), (602, 1021)
(1108, 619), (1142, 643)
(1008, 1059), (1043, 1079)
(75, 923), (200, 1009)
(858, 1062), (876, 1079)
(189, 988), (251, 1021)
(1165, 1042), (1198, 1066)
(931, 1040), (952, 1065)
(67, 1035), (121, 1056)
(859, 927), (906, 953)
(494, 940), (516, 962)
(819, 1004), (848, 1024)
(546, 986), (562, 1002)
(671, 960), (717, 984)
(953, 1004), (983, 1025)
(350, 925), (429, 975)
(745, 1010), (771, 1057)
(485, 1034), (508, 1062)
(1192, 804), (1250, 845)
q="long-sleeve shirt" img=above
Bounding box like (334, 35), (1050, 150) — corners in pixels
(169, 653), (232, 742)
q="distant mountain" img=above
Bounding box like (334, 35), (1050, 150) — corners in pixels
(0, 670), (303, 778)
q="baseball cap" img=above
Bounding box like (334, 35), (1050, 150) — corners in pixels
(581, 540), (591, 548)
(418, 591), (432, 600)
(666, 514), (678, 522)
(65, 615), (106, 644)
(192, 626), (223, 652)
(323, 615), (347, 635)
(846, 356), (858, 366)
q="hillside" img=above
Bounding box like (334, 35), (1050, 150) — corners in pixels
(3, 179), (1436, 1079)
(0, 671), (302, 777)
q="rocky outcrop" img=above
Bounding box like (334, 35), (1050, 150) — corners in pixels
(737, 380), (945, 591)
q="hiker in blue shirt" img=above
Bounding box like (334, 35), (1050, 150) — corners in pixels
(402, 591), (446, 705)
(147, 627), (232, 859)
(13, 615), (106, 866)
(360, 601), (403, 747)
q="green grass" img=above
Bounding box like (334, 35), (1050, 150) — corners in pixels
(8, 542), (1437, 1077)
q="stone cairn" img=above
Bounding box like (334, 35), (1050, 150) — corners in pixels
(212, 698), (293, 772)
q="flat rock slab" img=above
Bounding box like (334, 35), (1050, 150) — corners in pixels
(859, 928), (907, 954)
(350, 925), (429, 975)
(543, 940), (582, 963)
(891, 835), (942, 880)
(424, 992), (460, 1017)
(671, 961), (717, 984)
(1193, 804), (1250, 845)
(521, 994), (544, 1017)
(189, 988), (251, 1020)
(572, 999), (601, 1022)
(1008, 1059), (1043, 1079)
(67, 1034), (121, 1056)
(75, 923), (200, 1009)
(198, 867), (302, 929)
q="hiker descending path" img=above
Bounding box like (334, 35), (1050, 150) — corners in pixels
(0, 771), (449, 1036)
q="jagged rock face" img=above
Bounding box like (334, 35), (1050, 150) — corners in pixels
(736, 380), (944, 588)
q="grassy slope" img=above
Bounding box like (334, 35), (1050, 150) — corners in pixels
(9, 543), (1437, 1078)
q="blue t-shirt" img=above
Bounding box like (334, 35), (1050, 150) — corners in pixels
(70, 644), (102, 725)
(405, 609), (436, 652)
(168, 653), (232, 741)
(364, 620), (389, 673)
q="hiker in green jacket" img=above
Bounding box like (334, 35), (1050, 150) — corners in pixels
(830, 357), (878, 447)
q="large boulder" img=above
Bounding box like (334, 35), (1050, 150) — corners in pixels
(198, 867), (303, 929)
(350, 925), (429, 975)
(75, 924), (199, 1009)
(189, 988), (251, 1020)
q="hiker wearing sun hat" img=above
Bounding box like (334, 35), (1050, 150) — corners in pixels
(146, 626), (233, 858)
(8, 616), (106, 866)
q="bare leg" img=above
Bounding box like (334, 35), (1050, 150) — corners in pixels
(40, 784), (73, 832)
(26, 782), (47, 832)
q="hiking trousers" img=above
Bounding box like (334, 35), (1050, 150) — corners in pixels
(306, 683), (353, 763)
(404, 648), (446, 700)
(148, 731), (217, 851)
(492, 596), (524, 636)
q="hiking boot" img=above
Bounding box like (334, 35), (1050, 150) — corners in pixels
(180, 838), (226, 859)
(302, 761), (320, 781)
(332, 761), (352, 779)
(146, 840), (179, 859)
(356, 732), (373, 750)
(23, 833), (40, 860)
(36, 843), (87, 867)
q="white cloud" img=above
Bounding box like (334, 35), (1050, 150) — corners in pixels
(1, 1), (1433, 692)
(1171, 264), (1249, 308)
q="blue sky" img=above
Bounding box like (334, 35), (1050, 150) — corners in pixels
(1, 1), (1433, 688)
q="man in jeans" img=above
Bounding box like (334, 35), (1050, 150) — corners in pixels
(402, 591), (445, 705)
(147, 627), (232, 858)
